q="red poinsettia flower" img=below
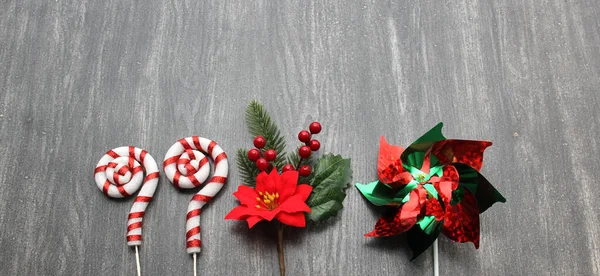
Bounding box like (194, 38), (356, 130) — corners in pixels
(225, 169), (313, 228)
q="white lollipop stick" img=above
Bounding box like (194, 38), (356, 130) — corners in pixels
(94, 146), (159, 276)
(193, 253), (197, 276)
(135, 245), (141, 276)
(163, 137), (228, 276)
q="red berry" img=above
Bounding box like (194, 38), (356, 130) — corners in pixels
(254, 136), (266, 148)
(256, 158), (269, 171)
(299, 165), (311, 176)
(309, 122), (322, 134)
(282, 164), (295, 172)
(298, 130), (311, 143)
(309, 140), (320, 151)
(298, 146), (311, 158)
(264, 149), (277, 161)
(247, 148), (261, 161)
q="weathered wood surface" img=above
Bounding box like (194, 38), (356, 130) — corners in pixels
(1, 1), (599, 275)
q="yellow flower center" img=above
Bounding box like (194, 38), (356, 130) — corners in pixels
(255, 191), (280, 210)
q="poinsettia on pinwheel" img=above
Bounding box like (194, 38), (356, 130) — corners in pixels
(226, 100), (352, 276)
(356, 123), (506, 263)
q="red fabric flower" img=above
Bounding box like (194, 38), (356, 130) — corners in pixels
(225, 169), (313, 228)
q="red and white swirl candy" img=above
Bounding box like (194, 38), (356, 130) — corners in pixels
(163, 137), (228, 254)
(94, 146), (160, 246)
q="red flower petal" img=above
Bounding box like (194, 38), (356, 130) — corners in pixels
(277, 194), (311, 214)
(365, 208), (417, 237)
(256, 169), (277, 193)
(231, 205), (278, 221)
(294, 184), (313, 202)
(432, 140), (492, 171)
(253, 208), (279, 221)
(278, 170), (299, 202)
(442, 190), (480, 248)
(276, 212), (307, 227)
(377, 136), (409, 187)
(224, 206), (252, 220)
(246, 215), (263, 228)
(232, 185), (259, 206)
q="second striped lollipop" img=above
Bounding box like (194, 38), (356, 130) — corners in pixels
(163, 137), (228, 276)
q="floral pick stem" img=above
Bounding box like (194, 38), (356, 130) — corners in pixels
(276, 222), (285, 276)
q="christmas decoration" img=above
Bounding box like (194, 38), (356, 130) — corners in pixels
(94, 146), (160, 276)
(163, 137), (228, 276)
(355, 123), (506, 274)
(225, 100), (352, 276)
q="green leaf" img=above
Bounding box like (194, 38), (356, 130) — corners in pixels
(306, 154), (352, 222)
(307, 200), (343, 221)
(244, 100), (288, 169)
(236, 148), (260, 187)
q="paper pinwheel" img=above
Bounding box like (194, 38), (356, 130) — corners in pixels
(355, 123), (506, 259)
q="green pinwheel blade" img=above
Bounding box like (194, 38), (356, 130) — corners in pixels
(355, 181), (396, 206)
(355, 181), (414, 206)
(453, 163), (507, 213)
(407, 223), (442, 260)
(401, 123), (446, 168)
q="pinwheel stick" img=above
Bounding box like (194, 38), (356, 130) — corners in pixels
(433, 240), (439, 276)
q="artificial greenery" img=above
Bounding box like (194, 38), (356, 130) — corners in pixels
(237, 100), (288, 186)
(244, 100), (288, 169)
(306, 154), (352, 222)
(236, 148), (260, 187)
(236, 100), (352, 222)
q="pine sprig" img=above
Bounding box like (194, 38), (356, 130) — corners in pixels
(244, 100), (288, 169)
(236, 148), (260, 186)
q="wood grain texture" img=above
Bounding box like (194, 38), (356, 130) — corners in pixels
(1, 0), (599, 275)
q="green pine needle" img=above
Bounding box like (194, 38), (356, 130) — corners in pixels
(244, 100), (288, 169)
(236, 100), (289, 186)
(236, 148), (260, 186)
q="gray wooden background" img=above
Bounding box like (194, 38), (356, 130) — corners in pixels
(1, 0), (599, 275)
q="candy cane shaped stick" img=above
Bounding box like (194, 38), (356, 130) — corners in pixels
(94, 146), (159, 276)
(163, 137), (228, 276)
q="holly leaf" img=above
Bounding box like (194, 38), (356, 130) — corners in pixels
(306, 154), (352, 222)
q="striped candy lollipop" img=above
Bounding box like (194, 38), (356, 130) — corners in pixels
(163, 137), (228, 275)
(94, 146), (159, 276)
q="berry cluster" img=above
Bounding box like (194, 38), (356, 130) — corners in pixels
(247, 136), (276, 171)
(246, 121), (322, 177)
